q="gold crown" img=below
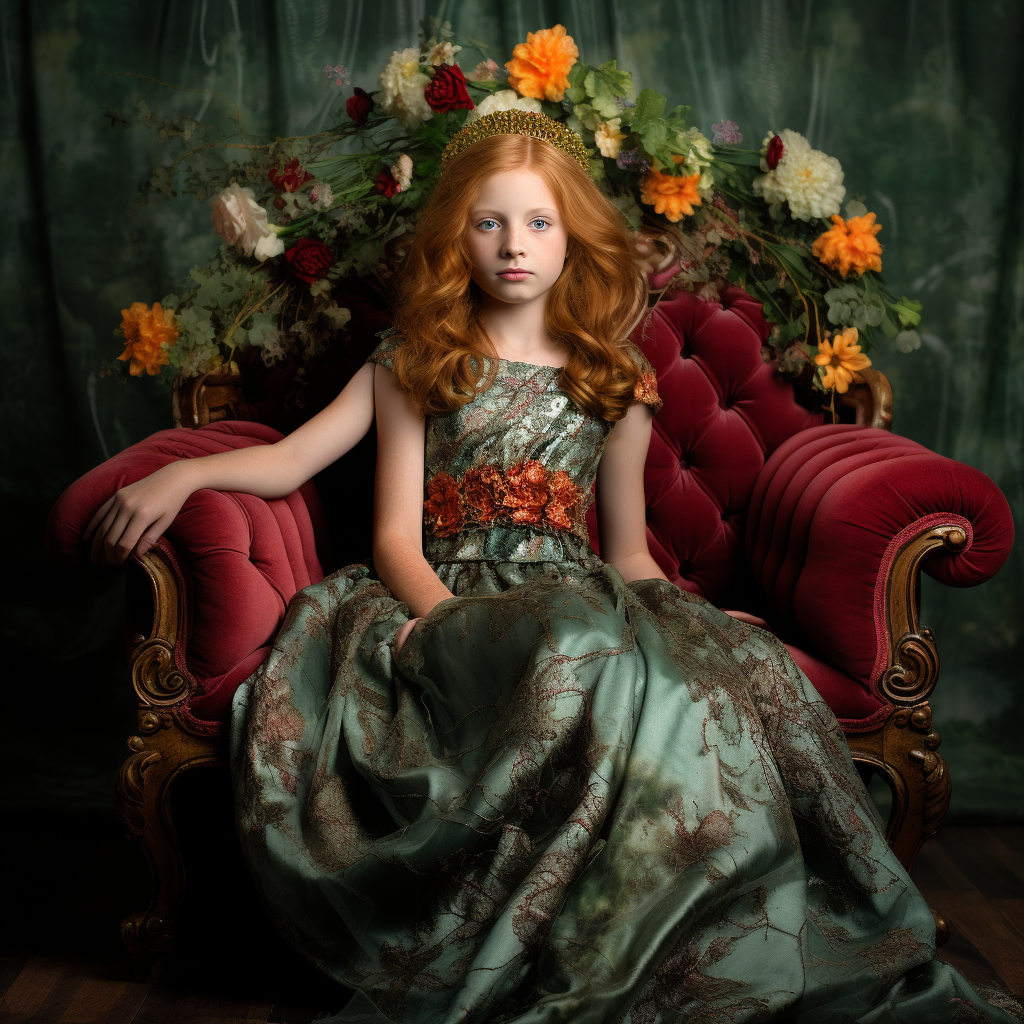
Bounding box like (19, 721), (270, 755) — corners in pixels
(440, 110), (591, 174)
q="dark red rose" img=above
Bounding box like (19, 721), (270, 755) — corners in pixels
(766, 134), (785, 170)
(284, 237), (333, 284)
(347, 87), (375, 124)
(423, 64), (474, 114)
(268, 158), (313, 193)
(423, 473), (463, 537)
(503, 461), (549, 525)
(374, 170), (399, 198)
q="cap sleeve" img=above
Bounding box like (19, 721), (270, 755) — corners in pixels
(368, 326), (404, 371)
(625, 342), (662, 414)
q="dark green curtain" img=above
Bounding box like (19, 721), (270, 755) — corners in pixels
(3, 0), (1020, 820)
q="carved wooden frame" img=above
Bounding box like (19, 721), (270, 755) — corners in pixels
(115, 543), (222, 955)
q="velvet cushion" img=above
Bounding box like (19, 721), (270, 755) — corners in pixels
(47, 422), (328, 729)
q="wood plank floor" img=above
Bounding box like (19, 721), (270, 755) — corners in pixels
(1, 797), (1022, 1022)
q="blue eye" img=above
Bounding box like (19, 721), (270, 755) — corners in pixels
(479, 219), (498, 230)
(531, 218), (549, 230)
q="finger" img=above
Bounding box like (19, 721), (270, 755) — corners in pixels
(135, 513), (175, 557)
(83, 494), (116, 542)
(101, 506), (138, 566)
(91, 502), (124, 564)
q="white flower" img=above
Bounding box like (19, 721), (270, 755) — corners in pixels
(378, 47), (432, 127)
(391, 154), (413, 192)
(425, 41), (461, 66)
(465, 89), (542, 123)
(323, 302), (352, 328)
(310, 182), (334, 210)
(753, 129), (845, 221)
(594, 118), (626, 158)
(253, 229), (285, 261)
(309, 279), (332, 298)
(210, 183), (269, 256)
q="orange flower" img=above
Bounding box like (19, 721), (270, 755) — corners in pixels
(544, 470), (584, 531)
(812, 212), (883, 277)
(462, 465), (506, 523)
(505, 25), (578, 102)
(633, 370), (661, 410)
(117, 301), (176, 376)
(640, 165), (702, 223)
(503, 460), (550, 524)
(423, 472), (463, 537)
(815, 327), (872, 393)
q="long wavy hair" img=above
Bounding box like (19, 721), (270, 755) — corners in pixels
(391, 133), (649, 421)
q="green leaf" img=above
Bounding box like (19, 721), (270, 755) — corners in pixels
(633, 88), (666, 128)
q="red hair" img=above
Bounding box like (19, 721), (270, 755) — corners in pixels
(391, 133), (648, 421)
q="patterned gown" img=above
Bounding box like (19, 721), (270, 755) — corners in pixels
(231, 332), (1014, 1024)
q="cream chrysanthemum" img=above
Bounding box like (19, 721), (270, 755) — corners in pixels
(378, 47), (432, 127)
(595, 118), (626, 158)
(465, 89), (543, 124)
(754, 129), (845, 221)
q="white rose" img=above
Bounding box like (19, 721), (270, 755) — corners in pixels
(465, 89), (543, 124)
(391, 154), (414, 192)
(379, 47), (433, 127)
(210, 183), (270, 256)
(753, 129), (845, 221)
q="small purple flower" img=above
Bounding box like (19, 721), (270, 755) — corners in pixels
(615, 96), (636, 110)
(711, 119), (742, 146)
(325, 63), (350, 87)
(616, 148), (649, 172)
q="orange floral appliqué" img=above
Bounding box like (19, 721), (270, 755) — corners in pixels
(423, 472), (464, 538)
(505, 24), (579, 102)
(423, 463), (589, 537)
(633, 370), (661, 410)
(118, 301), (176, 376)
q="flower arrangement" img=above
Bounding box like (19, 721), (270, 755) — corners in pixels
(112, 17), (923, 404)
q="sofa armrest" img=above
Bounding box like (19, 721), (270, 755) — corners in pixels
(47, 422), (328, 721)
(746, 424), (1014, 702)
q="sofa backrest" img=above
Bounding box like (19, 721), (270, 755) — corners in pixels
(621, 286), (822, 604)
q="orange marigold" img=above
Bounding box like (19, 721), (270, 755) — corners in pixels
(640, 166), (702, 223)
(505, 24), (578, 102)
(117, 301), (176, 376)
(812, 212), (883, 278)
(815, 327), (872, 393)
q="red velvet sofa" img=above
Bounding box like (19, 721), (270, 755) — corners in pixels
(47, 285), (1014, 953)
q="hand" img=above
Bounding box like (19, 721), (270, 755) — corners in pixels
(722, 609), (770, 628)
(393, 617), (423, 654)
(83, 465), (192, 567)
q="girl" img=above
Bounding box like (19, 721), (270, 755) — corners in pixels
(87, 112), (1014, 1023)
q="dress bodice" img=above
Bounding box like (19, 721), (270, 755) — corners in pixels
(368, 329), (660, 564)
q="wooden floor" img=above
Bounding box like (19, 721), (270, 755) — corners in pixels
(1, 798), (1022, 1022)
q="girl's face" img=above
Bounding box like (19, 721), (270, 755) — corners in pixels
(465, 167), (569, 309)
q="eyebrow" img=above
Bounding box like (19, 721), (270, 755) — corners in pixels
(470, 207), (558, 217)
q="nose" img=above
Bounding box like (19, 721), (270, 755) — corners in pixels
(502, 226), (526, 258)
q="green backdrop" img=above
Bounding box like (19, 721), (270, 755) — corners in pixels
(3, 0), (1020, 821)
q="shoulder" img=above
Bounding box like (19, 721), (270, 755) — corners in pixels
(367, 326), (406, 371)
(621, 341), (662, 414)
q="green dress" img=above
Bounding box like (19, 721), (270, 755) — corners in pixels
(231, 332), (1013, 1024)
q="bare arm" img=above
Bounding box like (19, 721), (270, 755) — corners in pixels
(596, 402), (669, 584)
(85, 362), (376, 565)
(371, 364), (454, 621)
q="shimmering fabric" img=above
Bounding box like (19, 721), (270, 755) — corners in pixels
(231, 335), (1013, 1024)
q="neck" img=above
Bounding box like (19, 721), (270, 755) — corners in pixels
(477, 295), (562, 364)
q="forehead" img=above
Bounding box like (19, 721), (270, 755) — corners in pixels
(470, 167), (559, 211)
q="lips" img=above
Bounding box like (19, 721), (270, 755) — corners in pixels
(498, 269), (531, 280)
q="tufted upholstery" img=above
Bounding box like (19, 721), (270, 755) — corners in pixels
(631, 286), (821, 600)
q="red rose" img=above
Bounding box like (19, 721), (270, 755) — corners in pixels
(543, 470), (584, 532)
(766, 134), (785, 170)
(374, 170), (399, 198)
(347, 87), (375, 124)
(268, 158), (313, 193)
(284, 237), (333, 284)
(423, 64), (474, 114)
